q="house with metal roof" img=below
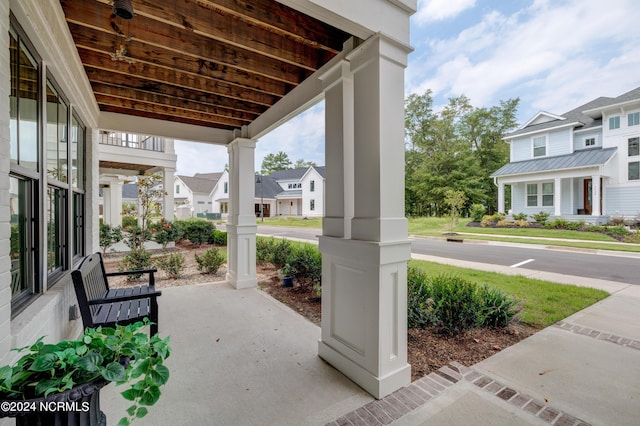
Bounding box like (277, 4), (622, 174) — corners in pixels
(493, 87), (640, 223)
(206, 166), (326, 218)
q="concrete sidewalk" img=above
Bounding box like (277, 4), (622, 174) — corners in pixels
(100, 257), (639, 425)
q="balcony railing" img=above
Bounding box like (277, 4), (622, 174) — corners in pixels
(99, 132), (164, 152)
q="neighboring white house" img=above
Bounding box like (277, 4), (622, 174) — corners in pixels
(204, 166), (326, 218)
(493, 87), (640, 223)
(174, 173), (221, 218)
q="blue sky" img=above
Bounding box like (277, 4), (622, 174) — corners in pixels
(175, 0), (640, 176)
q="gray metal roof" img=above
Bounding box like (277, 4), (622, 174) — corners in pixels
(254, 175), (282, 199)
(176, 175), (218, 194)
(269, 168), (308, 180)
(314, 166), (326, 178)
(276, 190), (302, 198)
(492, 147), (617, 177)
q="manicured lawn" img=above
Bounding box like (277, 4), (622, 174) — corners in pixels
(409, 259), (609, 328)
(259, 216), (323, 228)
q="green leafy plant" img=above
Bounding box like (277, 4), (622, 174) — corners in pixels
(477, 284), (522, 328)
(428, 274), (480, 335)
(99, 223), (123, 254)
(531, 211), (550, 224)
(278, 263), (294, 279)
(512, 212), (527, 221)
(469, 204), (486, 222)
(514, 219), (529, 227)
(480, 214), (497, 227)
(210, 230), (227, 246)
(269, 239), (294, 269)
(150, 219), (182, 249)
(407, 266), (434, 329)
(256, 237), (276, 265)
(155, 253), (186, 279)
(287, 245), (322, 287)
(121, 215), (138, 231)
(175, 219), (215, 245)
(119, 247), (153, 280)
(0, 321), (170, 426)
(194, 248), (225, 274)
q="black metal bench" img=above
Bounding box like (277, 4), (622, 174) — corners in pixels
(71, 252), (161, 336)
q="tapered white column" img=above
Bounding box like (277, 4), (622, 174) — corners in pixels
(497, 181), (505, 214)
(318, 34), (412, 399)
(321, 58), (354, 238)
(163, 167), (175, 222)
(101, 177), (123, 227)
(226, 138), (257, 289)
(554, 178), (561, 216)
(592, 175), (601, 216)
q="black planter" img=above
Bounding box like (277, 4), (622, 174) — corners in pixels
(0, 378), (108, 426)
(282, 276), (294, 287)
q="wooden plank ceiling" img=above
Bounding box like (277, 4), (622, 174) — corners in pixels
(60, 0), (352, 131)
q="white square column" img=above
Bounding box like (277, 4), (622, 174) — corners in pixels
(226, 138), (257, 289)
(591, 175), (601, 216)
(163, 167), (175, 222)
(554, 178), (562, 216)
(318, 34), (412, 399)
(497, 181), (505, 214)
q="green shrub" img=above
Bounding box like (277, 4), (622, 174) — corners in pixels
(496, 220), (512, 227)
(211, 229), (228, 246)
(150, 219), (182, 249)
(119, 247), (153, 280)
(176, 218), (215, 245)
(477, 285), (521, 328)
(469, 204), (486, 222)
(99, 223), (123, 254)
(428, 274), (481, 335)
(123, 225), (152, 250)
(512, 212), (527, 221)
(155, 253), (186, 279)
(256, 237), (276, 265)
(514, 219), (529, 227)
(407, 267), (433, 329)
(288, 244), (322, 286)
(270, 239), (294, 269)
(586, 225), (604, 233)
(606, 224), (629, 236)
(195, 248), (225, 274)
(545, 218), (569, 229)
(566, 221), (585, 231)
(531, 211), (550, 224)
(480, 215), (496, 227)
(121, 215), (138, 231)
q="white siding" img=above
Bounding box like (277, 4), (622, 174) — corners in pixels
(605, 185), (640, 216)
(511, 137), (530, 161)
(561, 178), (572, 215)
(511, 183), (525, 213)
(548, 128), (571, 157)
(574, 130), (602, 151)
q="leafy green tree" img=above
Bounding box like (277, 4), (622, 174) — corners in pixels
(293, 158), (316, 169)
(444, 189), (467, 231)
(261, 151), (292, 175)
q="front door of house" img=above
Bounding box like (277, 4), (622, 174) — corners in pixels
(583, 178), (603, 215)
(584, 179), (592, 214)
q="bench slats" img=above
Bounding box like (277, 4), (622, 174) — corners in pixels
(71, 252), (161, 336)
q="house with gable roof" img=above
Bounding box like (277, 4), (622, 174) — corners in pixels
(492, 87), (640, 222)
(174, 173), (221, 217)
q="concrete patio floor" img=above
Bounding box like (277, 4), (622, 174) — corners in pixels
(100, 281), (373, 425)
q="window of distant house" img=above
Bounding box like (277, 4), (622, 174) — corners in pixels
(532, 136), (546, 157)
(526, 184), (538, 207)
(310, 199), (315, 211)
(175, 184), (180, 194)
(628, 112), (640, 127)
(609, 116), (620, 130)
(585, 137), (595, 147)
(197, 201), (204, 204)
(629, 137), (639, 157)
(629, 162), (640, 180)
(224, 181), (228, 194)
(542, 182), (554, 207)
(310, 180), (315, 192)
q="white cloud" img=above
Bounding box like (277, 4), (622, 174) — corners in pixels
(174, 140), (227, 176)
(415, 0), (476, 24)
(408, 0), (640, 120)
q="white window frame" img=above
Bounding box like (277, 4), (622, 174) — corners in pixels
(532, 135), (547, 157)
(584, 137), (596, 147)
(526, 182), (554, 207)
(609, 116), (620, 130)
(628, 112), (640, 127)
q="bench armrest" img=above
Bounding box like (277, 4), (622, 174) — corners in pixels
(105, 269), (157, 278)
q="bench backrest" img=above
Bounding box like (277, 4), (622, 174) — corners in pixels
(71, 253), (110, 326)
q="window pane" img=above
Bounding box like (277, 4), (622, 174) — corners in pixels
(533, 136), (546, 157)
(10, 177), (31, 299)
(609, 116), (620, 130)
(527, 184), (537, 195)
(18, 40), (39, 171)
(527, 196), (537, 207)
(73, 193), (84, 258)
(628, 112), (639, 127)
(71, 115), (84, 189)
(47, 186), (63, 274)
(46, 83), (59, 179)
(629, 138), (639, 157)
(10, 31), (18, 164)
(630, 162), (640, 181)
(542, 182), (553, 194)
(542, 195), (554, 206)
(59, 100), (68, 183)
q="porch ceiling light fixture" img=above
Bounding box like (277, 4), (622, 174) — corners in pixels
(113, 0), (134, 20)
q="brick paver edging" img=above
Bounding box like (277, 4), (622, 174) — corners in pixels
(554, 321), (640, 350)
(325, 361), (589, 426)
